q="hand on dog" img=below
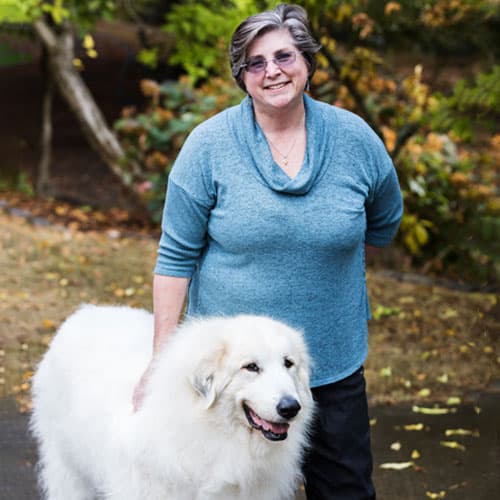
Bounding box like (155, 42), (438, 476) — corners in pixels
(133, 363), (154, 412)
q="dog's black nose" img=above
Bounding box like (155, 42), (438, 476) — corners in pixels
(277, 396), (301, 419)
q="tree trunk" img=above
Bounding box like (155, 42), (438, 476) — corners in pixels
(37, 45), (53, 197)
(32, 18), (148, 214)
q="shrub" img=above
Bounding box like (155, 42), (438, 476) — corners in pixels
(114, 77), (244, 221)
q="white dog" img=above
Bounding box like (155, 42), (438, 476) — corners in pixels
(30, 305), (314, 500)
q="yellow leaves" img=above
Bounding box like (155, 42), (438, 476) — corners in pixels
(400, 214), (433, 255)
(372, 305), (401, 320)
(440, 440), (466, 451)
(411, 449), (421, 460)
(385, 2), (401, 16)
(412, 405), (456, 415)
(73, 58), (84, 70)
(445, 428), (479, 438)
(379, 367), (393, 377)
(335, 2), (353, 23)
(418, 388), (431, 398)
(380, 461), (414, 471)
(446, 396), (461, 406)
(41, 0), (70, 24)
(82, 34), (98, 59)
(426, 491), (446, 499)
(82, 34), (94, 50)
(404, 423), (424, 431)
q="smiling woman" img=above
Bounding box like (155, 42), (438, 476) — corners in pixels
(136, 4), (403, 500)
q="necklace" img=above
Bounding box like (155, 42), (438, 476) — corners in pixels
(265, 134), (298, 167)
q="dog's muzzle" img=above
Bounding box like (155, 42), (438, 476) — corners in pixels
(243, 396), (301, 441)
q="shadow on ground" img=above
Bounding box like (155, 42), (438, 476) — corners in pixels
(1, 388), (498, 499)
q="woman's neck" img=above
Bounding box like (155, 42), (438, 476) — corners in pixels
(253, 98), (306, 135)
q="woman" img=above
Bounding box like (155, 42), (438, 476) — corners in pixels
(135, 4), (403, 499)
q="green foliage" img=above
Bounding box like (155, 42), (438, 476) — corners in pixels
(397, 132), (499, 283)
(0, 0), (115, 26)
(163, 0), (269, 82)
(430, 65), (500, 141)
(114, 77), (244, 221)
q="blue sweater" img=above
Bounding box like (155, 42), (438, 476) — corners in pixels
(155, 95), (403, 387)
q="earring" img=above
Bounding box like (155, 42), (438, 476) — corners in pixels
(305, 79), (310, 92)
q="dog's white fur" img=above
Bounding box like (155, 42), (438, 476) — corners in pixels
(30, 305), (314, 500)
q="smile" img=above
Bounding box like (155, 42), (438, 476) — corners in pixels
(264, 82), (289, 90)
(243, 403), (289, 441)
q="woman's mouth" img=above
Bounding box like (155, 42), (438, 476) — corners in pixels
(264, 82), (289, 91)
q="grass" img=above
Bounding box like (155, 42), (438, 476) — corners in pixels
(0, 209), (498, 412)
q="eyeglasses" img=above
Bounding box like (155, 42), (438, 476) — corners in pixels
(241, 50), (299, 74)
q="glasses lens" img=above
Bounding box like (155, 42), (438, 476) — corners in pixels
(246, 58), (266, 73)
(275, 51), (296, 66)
(243, 51), (297, 74)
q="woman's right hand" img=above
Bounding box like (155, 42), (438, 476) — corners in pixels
(132, 363), (154, 412)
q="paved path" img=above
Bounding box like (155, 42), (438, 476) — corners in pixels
(1, 390), (499, 499)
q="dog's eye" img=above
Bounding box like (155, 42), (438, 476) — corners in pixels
(284, 358), (294, 369)
(243, 362), (260, 373)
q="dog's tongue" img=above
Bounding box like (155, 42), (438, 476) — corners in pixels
(251, 409), (289, 434)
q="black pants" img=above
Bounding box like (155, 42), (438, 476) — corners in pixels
(303, 367), (376, 499)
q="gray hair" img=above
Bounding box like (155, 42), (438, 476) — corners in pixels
(230, 4), (321, 92)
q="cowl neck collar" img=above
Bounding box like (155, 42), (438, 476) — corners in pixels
(227, 94), (336, 195)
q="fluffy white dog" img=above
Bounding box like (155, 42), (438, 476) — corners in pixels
(30, 305), (314, 500)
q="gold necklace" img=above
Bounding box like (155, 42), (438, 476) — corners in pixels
(266, 134), (298, 167)
(264, 120), (300, 167)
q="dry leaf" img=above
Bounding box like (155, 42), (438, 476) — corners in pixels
(411, 449), (421, 459)
(379, 461), (414, 470)
(404, 423), (424, 431)
(440, 441), (466, 451)
(426, 491), (446, 499)
(413, 405), (455, 415)
(445, 428), (479, 437)
(390, 441), (402, 451)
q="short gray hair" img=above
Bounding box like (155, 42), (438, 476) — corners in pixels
(230, 4), (321, 92)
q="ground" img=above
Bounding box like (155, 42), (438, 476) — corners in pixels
(0, 203), (498, 413)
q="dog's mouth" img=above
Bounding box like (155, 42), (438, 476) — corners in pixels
(243, 403), (289, 441)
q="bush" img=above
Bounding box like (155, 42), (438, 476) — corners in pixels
(398, 131), (499, 284)
(114, 77), (244, 221)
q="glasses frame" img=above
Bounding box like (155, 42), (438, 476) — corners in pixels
(240, 50), (300, 74)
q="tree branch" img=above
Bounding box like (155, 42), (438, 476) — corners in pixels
(316, 40), (385, 143)
(391, 122), (421, 159)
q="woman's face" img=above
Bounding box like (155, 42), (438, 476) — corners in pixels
(242, 29), (309, 115)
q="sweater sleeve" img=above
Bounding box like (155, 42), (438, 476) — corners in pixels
(364, 133), (403, 247)
(154, 125), (215, 276)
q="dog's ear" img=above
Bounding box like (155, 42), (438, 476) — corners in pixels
(190, 343), (228, 409)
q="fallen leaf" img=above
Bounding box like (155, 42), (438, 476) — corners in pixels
(418, 388), (431, 397)
(404, 423), (424, 431)
(413, 406), (455, 415)
(390, 441), (402, 451)
(380, 367), (392, 377)
(445, 428), (479, 437)
(446, 396), (461, 406)
(379, 461), (414, 470)
(440, 441), (466, 451)
(426, 491), (446, 498)
(411, 449), (420, 460)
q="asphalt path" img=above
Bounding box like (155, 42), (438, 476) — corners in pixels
(1, 389), (498, 499)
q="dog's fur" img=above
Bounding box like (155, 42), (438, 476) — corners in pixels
(30, 305), (314, 500)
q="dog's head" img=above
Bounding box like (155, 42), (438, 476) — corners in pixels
(189, 315), (313, 442)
